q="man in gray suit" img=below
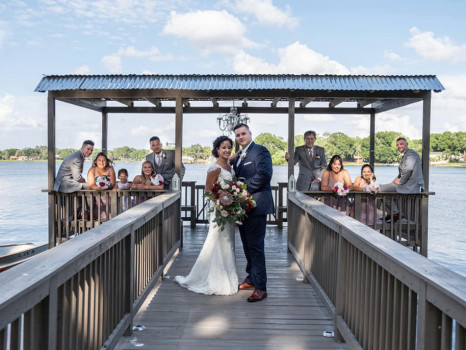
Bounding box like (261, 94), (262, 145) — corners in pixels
(145, 136), (185, 190)
(380, 137), (424, 220)
(285, 130), (327, 191)
(54, 140), (94, 193)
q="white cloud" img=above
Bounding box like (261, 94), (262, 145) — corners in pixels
(233, 0), (298, 28)
(163, 10), (258, 54)
(116, 45), (171, 61)
(0, 28), (6, 49)
(72, 65), (90, 74)
(375, 112), (421, 139)
(384, 50), (402, 61)
(101, 54), (122, 73)
(233, 42), (350, 74)
(406, 27), (466, 63)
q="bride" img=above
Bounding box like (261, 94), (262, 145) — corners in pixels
(174, 136), (238, 295)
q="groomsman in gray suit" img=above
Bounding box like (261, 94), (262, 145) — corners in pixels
(54, 140), (94, 193)
(285, 130), (327, 191)
(380, 137), (424, 194)
(145, 136), (185, 190)
(380, 137), (424, 220)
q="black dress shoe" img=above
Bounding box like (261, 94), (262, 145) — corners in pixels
(247, 290), (267, 302)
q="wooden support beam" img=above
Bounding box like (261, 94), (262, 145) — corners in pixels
(56, 98), (106, 112)
(144, 98), (161, 107)
(47, 94), (56, 248)
(113, 98), (133, 107)
(357, 99), (379, 108)
(271, 97), (281, 108)
(288, 98), (295, 180)
(370, 112), (375, 168)
(300, 97), (315, 108)
(329, 98), (348, 108)
(372, 98), (421, 113)
(102, 111), (108, 153)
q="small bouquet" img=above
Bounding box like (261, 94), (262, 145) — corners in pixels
(150, 174), (164, 186)
(333, 181), (349, 197)
(205, 179), (256, 231)
(363, 179), (380, 195)
(96, 175), (112, 190)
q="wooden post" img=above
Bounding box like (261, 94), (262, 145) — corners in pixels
(288, 98), (295, 179)
(370, 111), (375, 168)
(175, 96), (183, 178)
(102, 110), (108, 153)
(48, 95), (56, 248)
(422, 91), (431, 192)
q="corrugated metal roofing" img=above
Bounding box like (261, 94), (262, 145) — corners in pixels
(34, 74), (445, 92)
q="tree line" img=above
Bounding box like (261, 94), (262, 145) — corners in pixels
(1, 131), (465, 165)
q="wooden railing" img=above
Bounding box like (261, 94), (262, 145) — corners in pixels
(181, 182), (287, 226)
(287, 192), (466, 349)
(0, 192), (181, 350)
(302, 191), (432, 256)
(45, 189), (166, 246)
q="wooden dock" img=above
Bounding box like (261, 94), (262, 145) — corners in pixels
(115, 225), (348, 349)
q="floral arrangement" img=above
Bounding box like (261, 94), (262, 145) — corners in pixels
(363, 178), (380, 195)
(150, 174), (164, 186)
(333, 181), (349, 197)
(96, 175), (112, 190)
(205, 179), (256, 231)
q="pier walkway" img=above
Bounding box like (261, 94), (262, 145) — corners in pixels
(115, 225), (348, 349)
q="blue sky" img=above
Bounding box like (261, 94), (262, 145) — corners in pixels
(1, 0), (465, 150)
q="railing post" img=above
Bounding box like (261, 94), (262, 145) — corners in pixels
(124, 227), (135, 336)
(417, 284), (442, 349)
(334, 235), (348, 342)
(420, 194), (429, 257)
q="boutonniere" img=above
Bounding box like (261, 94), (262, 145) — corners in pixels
(241, 152), (247, 161)
(162, 153), (167, 159)
(315, 155), (320, 159)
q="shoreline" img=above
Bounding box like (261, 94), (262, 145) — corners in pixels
(2, 160), (465, 167)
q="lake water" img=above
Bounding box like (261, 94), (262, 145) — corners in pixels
(0, 161), (465, 277)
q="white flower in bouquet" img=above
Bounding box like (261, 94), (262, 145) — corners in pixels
(150, 174), (164, 186)
(363, 179), (380, 195)
(333, 181), (349, 197)
(96, 175), (112, 190)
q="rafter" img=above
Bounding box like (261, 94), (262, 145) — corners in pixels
(211, 98), (219, 108)
(270, 97), (281, 108)
(113, 98), (133, 107)
(144, 97), (161, 107)
(300, 97), (315, 108)
(357, 99), (380, 108)
(329, 98), (348, 108)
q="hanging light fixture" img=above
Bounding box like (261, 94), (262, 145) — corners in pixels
(217, 103), (249, 134)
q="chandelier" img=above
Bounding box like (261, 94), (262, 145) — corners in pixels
(217, 107), (249, 134)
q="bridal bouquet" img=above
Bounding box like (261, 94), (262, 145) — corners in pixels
(150, 174), (164, 186)
(96, 175), (112, 190)
(333, 181), (349, 197)
(205, 179), (256, 231)
(363, 179), (380, 195)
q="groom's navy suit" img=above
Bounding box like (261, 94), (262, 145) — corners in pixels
(233, 142), (274, 291)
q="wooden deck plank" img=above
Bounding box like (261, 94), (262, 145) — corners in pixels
(115, 225), (348, 349)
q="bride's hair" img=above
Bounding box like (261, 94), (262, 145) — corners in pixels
(212, 136), (233, 157)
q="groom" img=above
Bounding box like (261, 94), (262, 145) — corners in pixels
(233, 123), (274, 302)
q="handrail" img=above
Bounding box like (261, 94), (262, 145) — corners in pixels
(287, 191), (466, 349)
(0, 192), (181, 350)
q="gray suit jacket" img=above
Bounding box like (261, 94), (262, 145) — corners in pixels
(292, 145), (327, 191)
(395, 148), (424, 193)
(54, 150), (87, 193)
(146, 150), (185, 190)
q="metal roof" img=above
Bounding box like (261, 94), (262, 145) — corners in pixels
(35, 74), (445, 93)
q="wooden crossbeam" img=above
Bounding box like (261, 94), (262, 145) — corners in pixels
(113, 98), (133, 107)
(300, 97), (315, 108)
(270, 97), (281, 108)
(329, 98), (348, 108)
(144, 97), (161, 107)
(357, 99), (379, 108)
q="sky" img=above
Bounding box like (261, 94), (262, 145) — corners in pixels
(1, 0), (466, 150)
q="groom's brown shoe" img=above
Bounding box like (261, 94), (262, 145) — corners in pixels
(238, 281), (255, 290)
(247, 290), (267, 302)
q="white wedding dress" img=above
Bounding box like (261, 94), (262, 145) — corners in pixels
(174, 163), (238, 295)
